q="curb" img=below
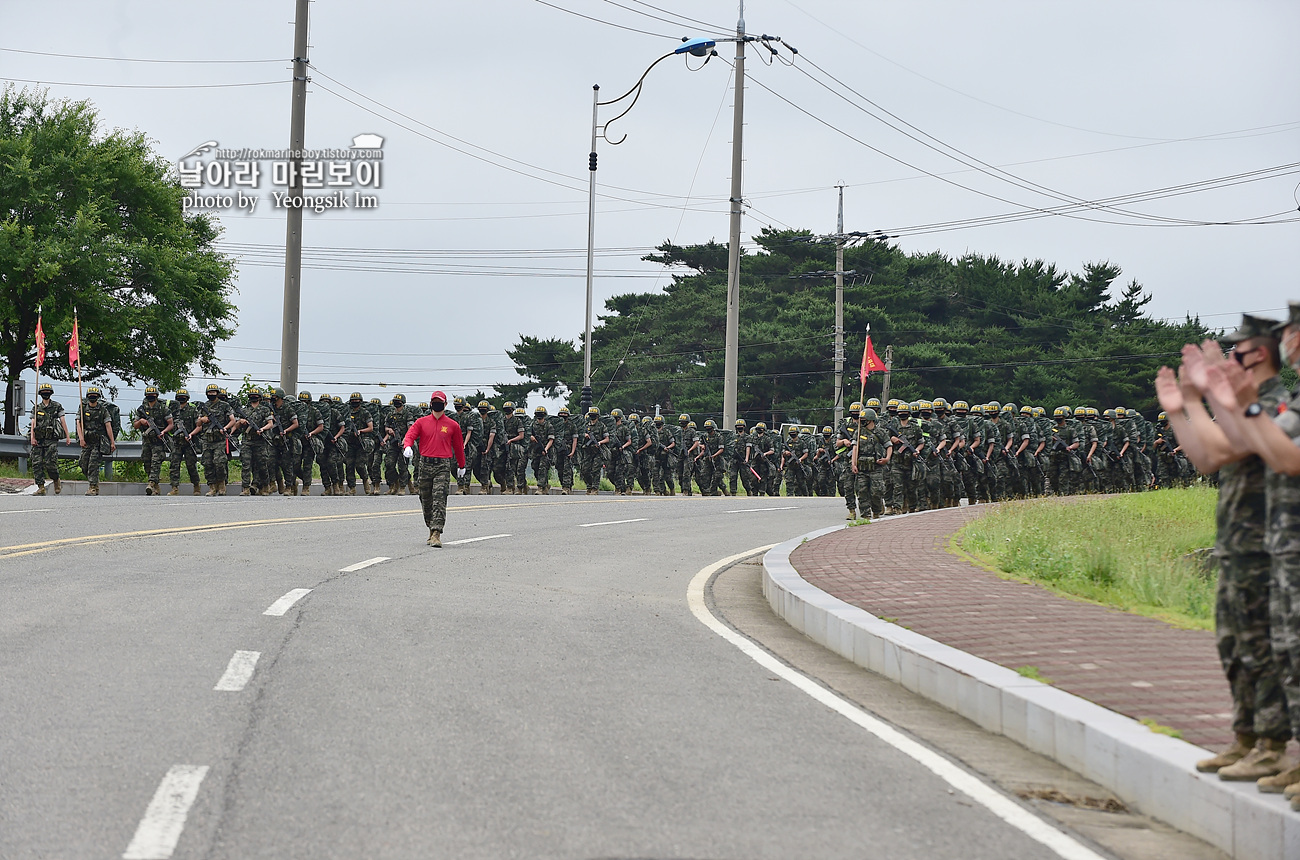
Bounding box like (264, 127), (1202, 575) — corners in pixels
(761, 523), (1298, 860)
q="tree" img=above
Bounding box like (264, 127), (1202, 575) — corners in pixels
(0, 87), (237, 433)
(500, 228), (1211, 427)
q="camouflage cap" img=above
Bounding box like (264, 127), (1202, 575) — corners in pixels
(1222, 313), (1282, 344)
(1270, 303), (1300, 334)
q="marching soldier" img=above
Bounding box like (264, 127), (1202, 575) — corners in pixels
(167, 389), (202, 496)
(134, 386), (173, 496)
(76, 386), (115, 495)
(28, 383), (70, 496)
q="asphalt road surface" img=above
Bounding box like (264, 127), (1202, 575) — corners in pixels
(1, 491), (1115, 860)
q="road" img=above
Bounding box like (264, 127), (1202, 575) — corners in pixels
(1, 491), (1111, 860)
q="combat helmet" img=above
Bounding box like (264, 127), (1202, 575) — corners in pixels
(849, 401), (863, 415)
(987, 400), (1001, 414)
(38, 382), (54, 396)
(478, 400), (491, 410)
(174, 389), (189, 401)
(866, 397), (882, 410)
(534, 405), (547, 416)
(932, 397), (947, 412)
(609, 408), (622, 418)
(1157, 410), (1168, 423)
(587, 406), (600, 419)
(886, 399), (900, 412)
(703, 419), (716, 430)
(734, 418), (747, 428)
(1114, 406), (1126, 418)
(861, 407), (878, 421)
(1053, 406), (1070, 419)
(919, 399), (933, 413)
(952, 400), (969, 414)
(1086, 407), (1099, 419)
(653, 414), (665, 425)
(298, 390), (312, 402)
(503, 401), (515, 412)
(1032, 406), (1046, 418)
(897, 402), (912, 416)
(679, 413), (690, 424)
(514, 407), (526, 416)
(558, 406), (571, 416)
(1019, 404), (1032, 415)
(754, 421), (766, 432)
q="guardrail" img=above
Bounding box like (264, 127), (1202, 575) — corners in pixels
(0, 435), (144, 478)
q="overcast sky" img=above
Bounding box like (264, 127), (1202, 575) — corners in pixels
(6, 0), (1298, 410)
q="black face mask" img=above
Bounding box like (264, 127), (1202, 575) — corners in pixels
(431, 402), (445, 413)
(145, 394), (157, 402)
(207, 394), (218, 401)
(87, 396), (99, 404)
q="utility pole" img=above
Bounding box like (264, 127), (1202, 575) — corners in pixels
(881, 344), (894, 405)
(833, 185), (845, 428)
(722, 0), (746, 430)
(582, 84), (599, 413)
(279, 0), (310, 397)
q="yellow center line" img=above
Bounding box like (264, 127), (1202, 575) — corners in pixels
(0, 497), (637, 560)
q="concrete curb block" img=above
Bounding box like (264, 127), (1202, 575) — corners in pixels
(761, 523), (1299, 860)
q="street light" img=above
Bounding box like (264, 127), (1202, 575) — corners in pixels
(580, 39), (717, 412)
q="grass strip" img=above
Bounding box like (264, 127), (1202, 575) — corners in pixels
(956, 487), (1217, 630)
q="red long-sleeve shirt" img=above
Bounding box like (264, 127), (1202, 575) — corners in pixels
(403, 413), (466, 468)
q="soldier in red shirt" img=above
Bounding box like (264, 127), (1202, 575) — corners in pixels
(402, 391), (466, 547)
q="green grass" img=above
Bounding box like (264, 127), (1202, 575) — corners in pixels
(1140, 718), (1183, 739)
(957, 487), (1217, 630)
(1016, 665), (1053, 684)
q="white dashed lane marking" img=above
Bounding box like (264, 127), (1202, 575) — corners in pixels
(443, 534), (511, 546)
(0, 508), (53, 514)
(339, 557), (390, 572)
(577, 518), (649, 528)
(725, 506), (799, 513)
(213, 651), (261, 692)
(263, 588), (312, 616)
(122, 765), (208, 860)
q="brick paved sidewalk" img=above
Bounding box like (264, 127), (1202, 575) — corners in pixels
(790, 506), (1233, 751)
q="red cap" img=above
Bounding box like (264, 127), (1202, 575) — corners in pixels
(430, 390), (447, 405)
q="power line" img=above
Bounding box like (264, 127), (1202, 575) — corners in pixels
(532, 0), (675, 39)
(0, 76), (285, 90)
(0, 46), (287, 64)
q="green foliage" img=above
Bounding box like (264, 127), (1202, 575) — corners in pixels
(959, 487), (1218, 628)
(1140, 718), (1183, 739)
(0, 86), (238, 433)
(1016, 666), (1053, 684)
(500, 229), (1211, 426)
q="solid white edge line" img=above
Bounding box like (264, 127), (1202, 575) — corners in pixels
(0, 508), (54, 514)
(686, 547), (1108, 860)
(339, 556), (391, 572)
(577, 518), (649, 528)
(725, 506), (799, 513)
(213, 650), (261, 692)
(122, 764), (209, 860)
(443, 534), (511, 546)
(262, 588), (312, 617)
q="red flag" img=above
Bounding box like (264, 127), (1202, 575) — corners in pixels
(68, 316), (79, 368)
(35, 314), (46, 369)
(859, 335), (885, 383)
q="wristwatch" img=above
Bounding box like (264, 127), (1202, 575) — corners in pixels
(1244, 402), (1264, 418)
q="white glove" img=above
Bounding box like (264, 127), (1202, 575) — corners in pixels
(403, 446), (413, 459)
(457, 467), (466, 479)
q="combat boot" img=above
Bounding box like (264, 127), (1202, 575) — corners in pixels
(86, 486), (98, 496)
(53, 477), (61, 494)
(1196, 733), (1256, 773)
(362, 478), (373, 495)
(240, 488), (252, 496)
(561, 488), (571, 495)
(1218, 738), (1289, 781)
(427, 529), (442, 548)
(168, 486), (179, 496)
(217, 482), (227, 496)
(145, 481), (156, 496)
(206, 484), (219, 497)
(33, 485), (46, 496)
(387, 484), (398, 495)
(846, 510), (857, 521)
(289, 482), (299, 496)
(1257, 760), (1300, 793)
(276, 478), (285, 495)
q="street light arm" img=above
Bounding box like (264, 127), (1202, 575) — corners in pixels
(598, 51), (677, 145)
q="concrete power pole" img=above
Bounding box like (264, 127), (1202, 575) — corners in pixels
(833, 185), (845, 428)
(279, 0), (310, 397)
(880, 344), (894, 405)
(722, 1), (746, 430)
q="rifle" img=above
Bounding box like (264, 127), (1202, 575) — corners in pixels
(265, 409), (287, 445)
(137, 405), (170, 451)
(1050, 434), (1069, 453)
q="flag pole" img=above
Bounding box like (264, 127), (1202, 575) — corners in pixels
(74, 309), (83, 404)
(34, 306), (41, 409)
(854, 324), (869, 472)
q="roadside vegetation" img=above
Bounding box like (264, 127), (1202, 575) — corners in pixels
(956, 486), (1217, 629)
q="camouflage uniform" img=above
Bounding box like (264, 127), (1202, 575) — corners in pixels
(385, 403), (415, 493)
(502, 408), (527, 493)
(345, 402), (375, 492)
(529, 411), (554, 493)
(77, 396), (113, 488)
(198, 393), (235, 490)
(1216, 376), (1292, 743)
(240, 399), (275, 493)
(295, 396), (324, 493)
(135, 395), (173, 486)
(417, 456), (454, 532)
(368, 400), (388, 490)
(548, 412), (576, 492)
(848, 420), (889, 518)
(698, 425), (724, 495)
(578, 416), (608, 492)
(270, 395), (300, 492)
(654, 420), (678, 494)
(473, 405), (497, 491)
(455, 402), (483, 493)
(748, 427), (776, 496)
(28, 395), (67, 491)
(678, 419), (699, 495)
(1267, 384), (1300, 747)
(608, 415), (633, 494)
(889, 414), (924, 513)
(168, 396), (202, 493)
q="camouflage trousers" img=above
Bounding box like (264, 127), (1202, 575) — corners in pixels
(344, 439), (370, 487)
(578, 448), (602, 490)
(271, 439), (298, 488)
(460, 443), (480, 491)
(1217, 551), (1290, 740)
(608, 449), (632, 493)
(242, 441), (273, 491)
(78, 437), (107, 486)
(1270, 553), (1300, 740)
(506, 443), (527, 491)
(841, 465), (883, 518)
(169, 439), (200, 488)
(369, 444), (385, 490)
(531, 451), (552, 492)
(473, 444), (494, 488)
(385, 441), (411, 489)
(697, 455), (719, 495)
(678, 452), (697, 495)
(655, 452), (677, 494)
(889, 456), (919, 512)
(142, 437), (168, 483)
(201, 436), (230, 485)
(417, 456), (453, 531)
(299, 436), (319, 489)
(551, 446), (572, 488)
(1047, 454), (1076, 497)
(30, 440), (60, 487)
